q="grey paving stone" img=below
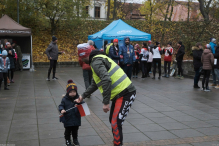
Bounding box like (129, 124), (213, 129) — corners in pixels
(170, 115), (199, 122)
(78, 127), (98, 137)
(7, 140), (39, 146)
(135, 123), (166, 132)
(126, 118), (154, 125)
(123, 132), (150, 142)
(191, 141), (219, 146)
(10, 125), (38, 134)
(158, 122), (189, 130)
(39, 129), (64, 139)
(170, 129), (204, 138)
(148, 116), (177, 123)
(181, 121), (213, 128)
(0, 133), (8, 142)
(11, 119), (37, 126)
(144, 131), (178, 140)
(8, 131), (38, 141)
(38, 123), (63, 132)
(123, 125), (140, 133)
(141, 112), (166, 118)
(196, 127), (219, 136)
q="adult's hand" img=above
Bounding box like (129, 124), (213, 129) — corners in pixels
(49, 57), (52, 60)
(103, 104), (110, 113)
(120, 55), (123, 59)
(74, 95), (83, 103)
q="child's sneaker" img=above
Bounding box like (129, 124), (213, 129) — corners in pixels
(205, 87), (211, 92)
(66, 140), (73, 146)
(52, 77), (58, 80)
(201, 87), (205, 91)
(46, 78), (50, 81)
(180, 76), (184, 80)
(175, 75), (181, 79)
(73, 139), (80, 146)
(132, 75), (135, 78)
(215, 85), (219, 89)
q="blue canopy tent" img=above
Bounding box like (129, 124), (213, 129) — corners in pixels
(88, 19), (151, 49)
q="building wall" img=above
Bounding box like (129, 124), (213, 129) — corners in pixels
(87, 0), (107, 19)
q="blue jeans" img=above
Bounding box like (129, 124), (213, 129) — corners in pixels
(214, 68), (219, 85)
(194, 69), (201, 85)
(212, 69), (216, 84)
(122, 65), (132, 80)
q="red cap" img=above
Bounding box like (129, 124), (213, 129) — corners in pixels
(148, 40), (151, 43)
(77, 43), (92, 59)
(113, 39), (118, 43)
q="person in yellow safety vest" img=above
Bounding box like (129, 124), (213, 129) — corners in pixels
(105, 39), (114, 55)
(76, 45), (136, 146)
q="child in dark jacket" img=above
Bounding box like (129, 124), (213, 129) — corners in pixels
(133, 44), (140, 78)
(59, 80), (83, 146)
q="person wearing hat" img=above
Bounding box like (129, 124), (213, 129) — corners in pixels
(109, 39), (120, 64)
(162, 42), (173, 78)
(79, 43), (95, 92)
(45, 36), (63, 81)
(201, 44), (214, 91)
(76, 45), (136, 146)
(0, 50), (10, 90)
(152, 41), (162, 79)
(59, 79), (83, 146)
(175, 41), (185, 79)
(6, 42), (15, 83)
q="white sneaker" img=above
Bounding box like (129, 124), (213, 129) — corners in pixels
(215, 85), (219, 89)
(46, 78), (50, 81)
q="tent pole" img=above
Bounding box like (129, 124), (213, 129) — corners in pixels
(103, 39), (104, 51)
(30, 35), (35, 72)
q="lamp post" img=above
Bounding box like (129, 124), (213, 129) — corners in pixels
(17, 0), (19, 23)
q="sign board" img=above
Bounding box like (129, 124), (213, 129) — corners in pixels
(22, 53), (30, 69)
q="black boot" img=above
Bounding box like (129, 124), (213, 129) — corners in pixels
(73, 139), (80, 146)
(194, 84), (200, 88)
(66, 139), (73, 146)
(4, 87), (9, 90)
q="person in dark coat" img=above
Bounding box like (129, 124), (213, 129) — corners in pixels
(109, 39), (120, 64)
(59, 80), (83, 146)
(5, 42), (15, 83)
(192, 42), (203, 88)
(175, 41), (185, 79)
(45, 36), (63, 81)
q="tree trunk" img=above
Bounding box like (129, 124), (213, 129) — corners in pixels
(50, 19), (56, 35)
(113, 0), (116, 19)
(107, 0), (110, 20)
(161, 0), (171, 44)
(168, 0), (174, 21)
(187, 0), (190, 22)
(198, 0), (211, 21)
(150, 0), (152, 21)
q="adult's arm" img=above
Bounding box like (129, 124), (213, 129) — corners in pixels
(45, 44), (52, 58)
(210, 53), (214, 65)
(83, 58), (111, 105)
(214, 50), (219, 58)
(82, 78), (98, 99)
(119, 46), (124, 63)
(132, 48), (136, 62)
(78, 58), (83, 67)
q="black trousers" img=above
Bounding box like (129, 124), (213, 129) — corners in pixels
(48, 60), (57, 78)
(132, 62), (139, 76)
(0, 72), (7, 88)
(153, 58), (161, 77)
(177, 60), (183, 76)
(202, 70), (211, 88)
(64, 126), (79, 140)
(141, 61), (147, 76)
(8, 69), (14, 80)
(109, 91), (136, 146)
(147, 62), (152, 74)
(164, 61), (171, 74)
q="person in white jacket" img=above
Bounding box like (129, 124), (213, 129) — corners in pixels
(147, 45), (154, 77)
(152, 42), (162, 79)
(140, 43), (149, 78)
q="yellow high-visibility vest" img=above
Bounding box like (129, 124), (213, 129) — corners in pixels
(91, 54), (132, 100)
(106, 43), (113, 55)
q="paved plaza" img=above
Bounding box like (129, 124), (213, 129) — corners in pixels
(1, 67), (219, 146)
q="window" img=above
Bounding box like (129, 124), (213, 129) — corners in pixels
(86, 6), (89, 14)
(95, 7), (100, 18)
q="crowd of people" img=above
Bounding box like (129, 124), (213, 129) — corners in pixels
(192, 38), (219, 91)
(103, 37), (185, 80)
(0, 39), (23, 90)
